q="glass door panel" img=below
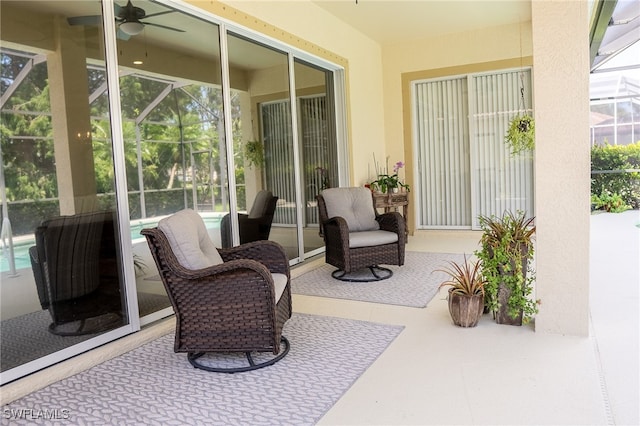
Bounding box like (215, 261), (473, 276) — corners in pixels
(114, 1), (226, 321)
(0, 0), (127, 381)
(226, 32), (299, 260)
(294, 59), (337, 257)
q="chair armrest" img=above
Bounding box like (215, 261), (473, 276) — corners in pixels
(142, 228), (281, 312)
(377, 212), (406, 244)
(322, 216), (351, 253)
(237, 214), (263, 243)
(219, 240), (290, 277)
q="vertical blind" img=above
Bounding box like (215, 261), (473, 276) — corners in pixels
(414, 77), (471, 227)
(471, 70), (534, 227)
(413, 69), (534, 229)
(261, 101), (296, 225)
(300, 96), (337, 225)
(261, 96), (336, 225)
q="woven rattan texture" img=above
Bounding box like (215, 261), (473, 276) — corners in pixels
(142, 228), (292, 356)
(317, 193), (406, 273)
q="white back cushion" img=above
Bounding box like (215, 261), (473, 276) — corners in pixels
(321, 187), (379, 232)
(158, 209), (223, 269)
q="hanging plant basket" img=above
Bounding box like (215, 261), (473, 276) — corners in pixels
(505, 113), (535, 156)
(244, 140), (265, 168)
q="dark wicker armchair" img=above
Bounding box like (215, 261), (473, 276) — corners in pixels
(29, 210), (123, 335)
(220, 190), (278, 248)
(317, 187), (405, 281)
(141, 209), (292, 373)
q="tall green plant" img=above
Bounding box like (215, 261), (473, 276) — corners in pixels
(475, 211), (539, 324)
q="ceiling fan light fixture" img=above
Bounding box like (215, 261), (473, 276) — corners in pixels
(120, 21), (144, 36)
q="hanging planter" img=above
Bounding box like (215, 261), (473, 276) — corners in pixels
(505, 113), (535, 156)
(505, 70), (535, 156)
(244, 140), (265, 168)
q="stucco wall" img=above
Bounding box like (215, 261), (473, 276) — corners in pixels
(532, 0), (591, 336)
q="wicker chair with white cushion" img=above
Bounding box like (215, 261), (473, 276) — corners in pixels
(317, 187), (405, 281)
(141, 208), (292, 373)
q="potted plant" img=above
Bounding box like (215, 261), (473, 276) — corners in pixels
(369, 155), (410, 193)
(505, 113), (535, 155)
(438, 255), (485, 328)
(475, 211), (538, 325)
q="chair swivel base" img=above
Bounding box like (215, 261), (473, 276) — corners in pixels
(187, 336), (290, 373)
(331, 265), (393, 282)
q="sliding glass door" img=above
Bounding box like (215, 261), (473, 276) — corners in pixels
(412, 68), (534, 229)
(295, 59), (338, 257)
(226, 32), (300, 260)
(1, 0), (347, 384)
(1, 0), (130, 383)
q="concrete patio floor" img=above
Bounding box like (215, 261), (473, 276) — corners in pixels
(294, 209), (639, 425)
(2, 210), (638, 425)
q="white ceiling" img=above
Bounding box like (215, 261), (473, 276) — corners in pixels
(310, 0), (532, 44)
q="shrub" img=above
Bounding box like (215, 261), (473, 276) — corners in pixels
(591, 141), (640, 210)
(591, 191), (631, 213)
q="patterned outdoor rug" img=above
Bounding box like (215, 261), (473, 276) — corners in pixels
(1, 293), (171, 372)
(292, 251), (466, 308)
(3, 313), (403, 425)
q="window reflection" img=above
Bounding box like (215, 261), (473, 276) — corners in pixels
(1, 0), (344, 384)
(1, 0), (128, 374)
(295, 59), (338, 257)
(111, 2), (226, 319)
(225, 33), (300, 258)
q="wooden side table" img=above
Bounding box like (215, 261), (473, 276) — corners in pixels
(371, 191), (409, 239)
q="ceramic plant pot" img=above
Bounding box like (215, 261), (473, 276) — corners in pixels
(447, 289), (484, 327)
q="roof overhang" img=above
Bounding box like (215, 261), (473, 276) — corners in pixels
(590, 0), (640, 72)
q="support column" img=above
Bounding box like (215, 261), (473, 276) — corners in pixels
(47, 18), (97, 215)
(532, 1), (591, 336)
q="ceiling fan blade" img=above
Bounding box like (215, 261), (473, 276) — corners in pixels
(141, 21), (185, 32)
(143, 10), (175, 19)
(68, 3), (123, 26)
(67, 15), (101, 26)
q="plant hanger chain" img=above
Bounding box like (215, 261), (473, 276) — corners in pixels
(519, 73), (527, 112)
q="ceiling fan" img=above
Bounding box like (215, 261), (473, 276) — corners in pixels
(68, 0), (185, 39)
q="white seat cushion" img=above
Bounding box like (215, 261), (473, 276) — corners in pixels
(349, 230), (398, 248)
(272, 273), (288, 303)
(158, 209), (223, 270)
(321, 187), (379, 232)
